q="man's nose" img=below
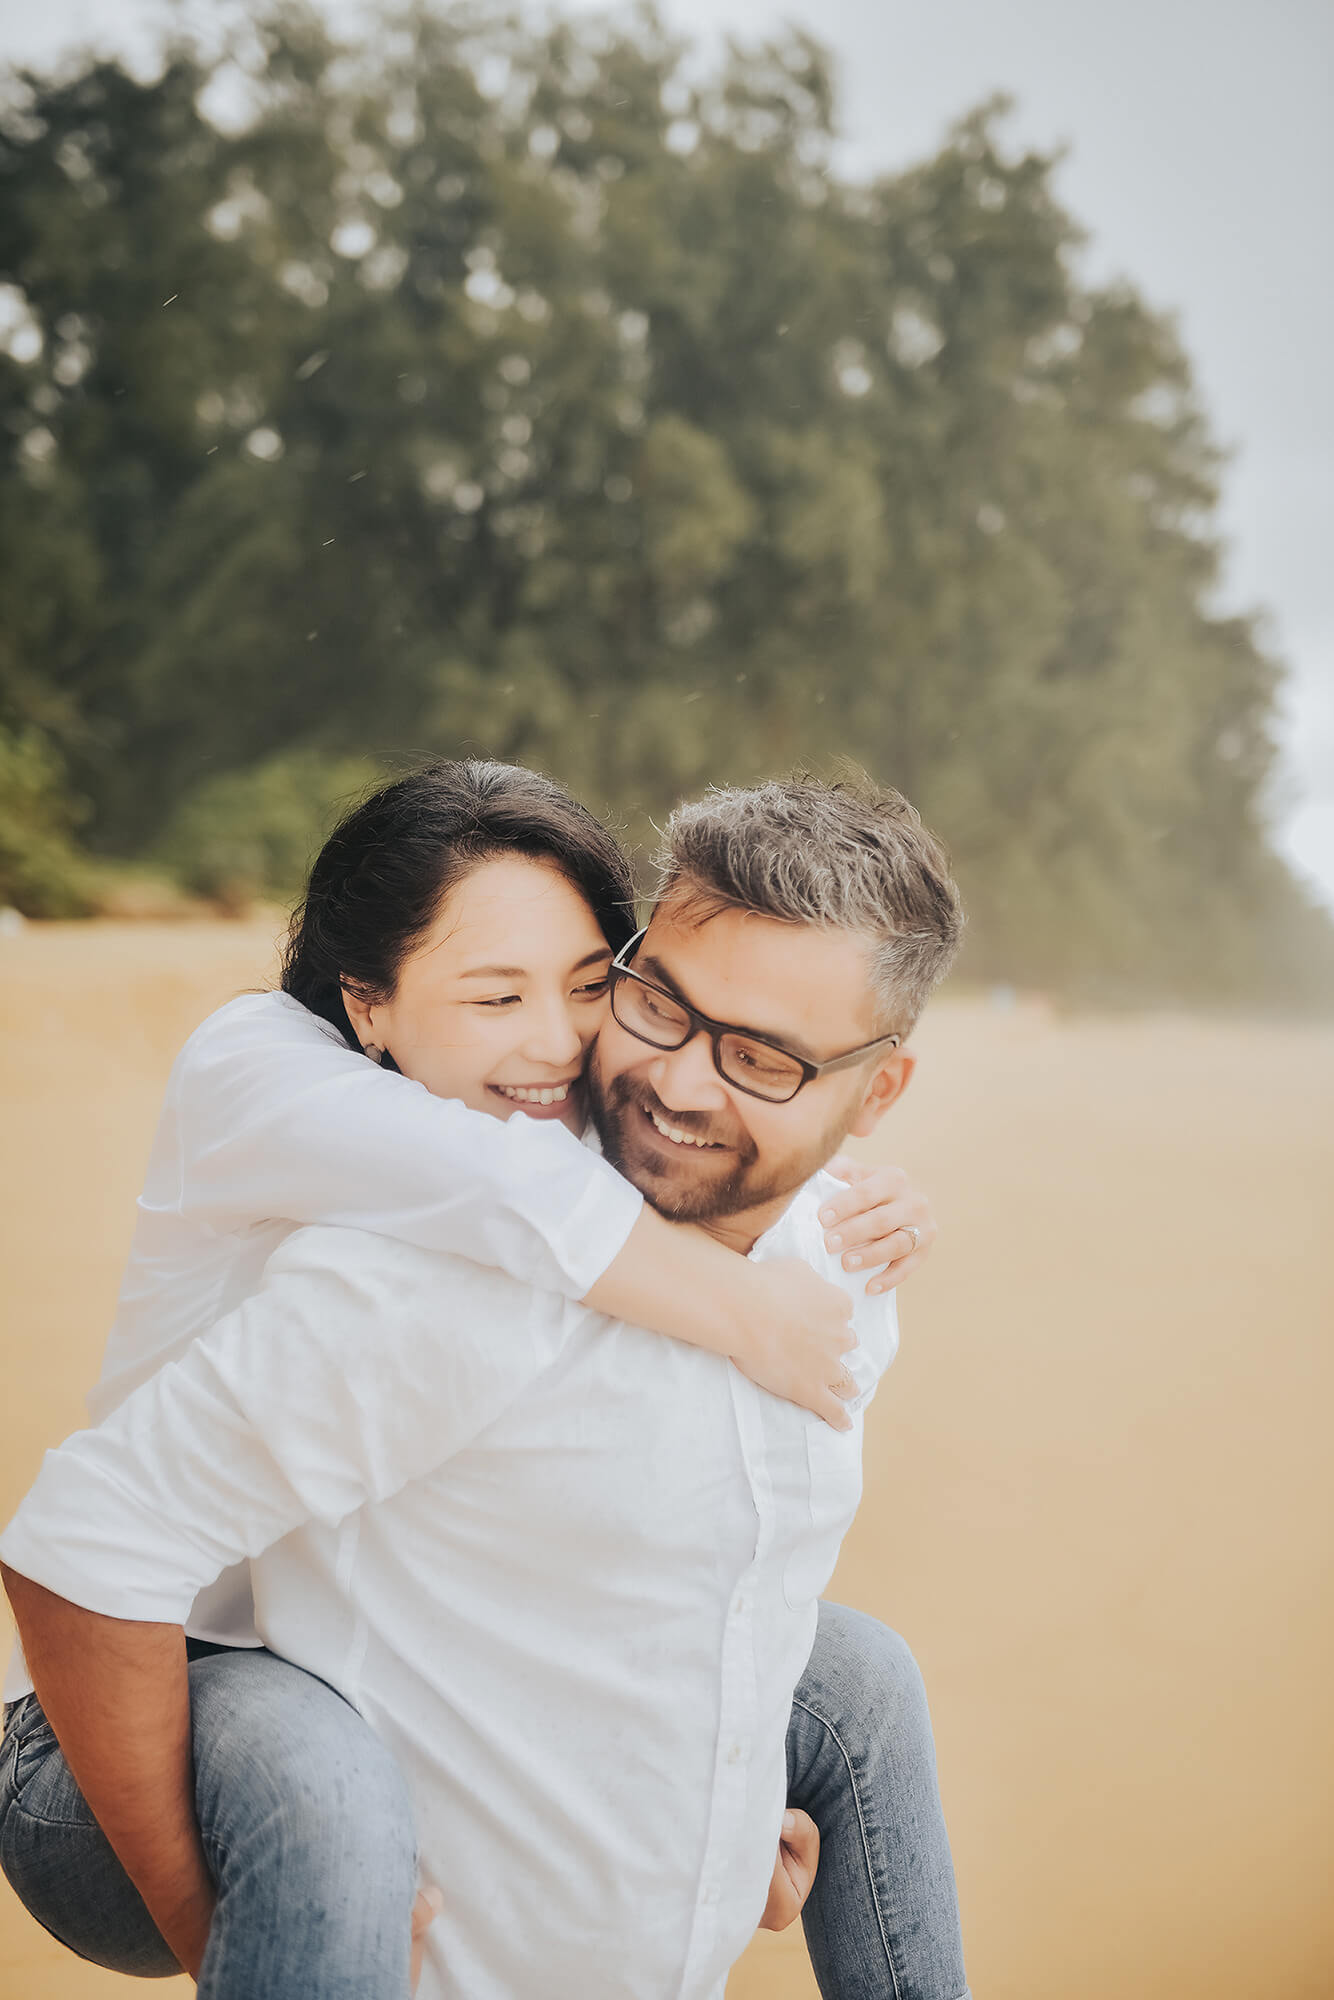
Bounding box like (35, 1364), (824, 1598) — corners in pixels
(649, 1028), (730, 1111)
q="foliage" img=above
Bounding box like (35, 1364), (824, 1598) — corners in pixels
(0, 724), (94, 915)
(155, 750), (381, 907)
(0, 4), (1328, 1004)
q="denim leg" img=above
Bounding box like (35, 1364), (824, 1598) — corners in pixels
(190, 1648), (420, 1992)
(0, 1692), (180, 1976)
(787, 1602), (969, 2000)
(190, 1650), (419, 1999)
(0, 1649), (419, 1997)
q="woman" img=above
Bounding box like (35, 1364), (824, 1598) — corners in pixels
(1, 761), (964, 1998)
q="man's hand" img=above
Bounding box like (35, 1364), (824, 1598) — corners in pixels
(820, 1158), (937, 1296)
(410, 1884), (443, 1994)
(759, 1809), (820, 1932)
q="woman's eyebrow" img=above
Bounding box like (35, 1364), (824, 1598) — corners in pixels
(458, 947), (611, 981)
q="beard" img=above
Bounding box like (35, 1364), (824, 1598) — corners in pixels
(587, 1056), (852, 1225)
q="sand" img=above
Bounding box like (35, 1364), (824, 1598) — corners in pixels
(2, 919), (1332, 1999)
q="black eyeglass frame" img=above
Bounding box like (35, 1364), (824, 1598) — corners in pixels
(607, 927), (902, 1105)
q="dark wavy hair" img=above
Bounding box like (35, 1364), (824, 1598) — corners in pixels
(282, 760), (636, 1050)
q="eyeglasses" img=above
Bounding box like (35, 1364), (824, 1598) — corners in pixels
(606, 928), (901, 1105)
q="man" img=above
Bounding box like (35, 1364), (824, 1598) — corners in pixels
(2, 777), (968, 1998)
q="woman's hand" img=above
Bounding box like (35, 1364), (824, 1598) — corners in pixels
(728, 1258), (857, 1431)
(819, 1158), (937, 1296)
(758, 1809), (820, 1931)
(583, 1207), (856, 1428)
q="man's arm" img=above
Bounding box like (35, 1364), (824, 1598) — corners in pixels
(1, 1571), (213, 1976)
(1, 1229), (571, 1962)
(3, 1227), (574, 1623)
(2, 1573), (445, 1985)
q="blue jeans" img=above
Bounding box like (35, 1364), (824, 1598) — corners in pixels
(0, 1645), (419, 1996)
(1, 1609), (967, 1998)
(791, 1603), (968, 1999)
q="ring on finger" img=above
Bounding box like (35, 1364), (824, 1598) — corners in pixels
(901, 1223), (920, 1254)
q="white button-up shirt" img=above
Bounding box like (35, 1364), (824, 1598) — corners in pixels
(92, 989), (643, 1423)
(2, 1178), (896, 1999)
(3, 989), (641, 1690)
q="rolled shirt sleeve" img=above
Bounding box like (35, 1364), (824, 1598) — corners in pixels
(160, 994), (643, 1298)
(0, 1227), (573, 1624)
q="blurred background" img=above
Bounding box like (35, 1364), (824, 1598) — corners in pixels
(1, 0), (1332, 1002)
(1, 3), (1331, 1997)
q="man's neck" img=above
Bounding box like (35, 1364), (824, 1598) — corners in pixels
(700, 1193), (797, 1258)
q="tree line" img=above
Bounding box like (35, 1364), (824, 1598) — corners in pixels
(1, 1), (1329, 1006)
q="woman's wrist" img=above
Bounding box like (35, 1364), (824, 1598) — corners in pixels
(582, 1208), (743, 1357)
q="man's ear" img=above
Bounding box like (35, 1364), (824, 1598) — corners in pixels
(846, 1049), (914, 1139)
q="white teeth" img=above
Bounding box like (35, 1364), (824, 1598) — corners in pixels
(498, 1083), (570, 1104)
(647, 1107), (712, 1148)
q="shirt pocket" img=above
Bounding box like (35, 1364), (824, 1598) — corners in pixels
(781, 1423), (863, 1611)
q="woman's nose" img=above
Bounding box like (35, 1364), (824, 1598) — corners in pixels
(522, 996), (586, 1070)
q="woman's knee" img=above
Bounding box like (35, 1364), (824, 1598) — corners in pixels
(0, 1703), (179, 1977)
(806, 1600), (930, 1738)
(189, 1652), (417, 1896)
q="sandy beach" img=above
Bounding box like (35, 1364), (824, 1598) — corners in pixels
(2, 919), (1331, 1999)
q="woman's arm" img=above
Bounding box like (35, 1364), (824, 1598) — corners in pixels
(165, 994), (643, 1299)
(585, 1156), (934, 1423)
(165, 996), (934, 1425)
(585, 1207), (859, 1429)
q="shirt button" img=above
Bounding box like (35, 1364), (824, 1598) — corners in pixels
(699, 1883), (720, 1907)
(726, 1741), (743, 1765)
(732, 1591), (749, 1617)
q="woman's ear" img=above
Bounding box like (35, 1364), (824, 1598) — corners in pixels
(846, 1049), (915, 1139)
(339, 979), (378, 1055)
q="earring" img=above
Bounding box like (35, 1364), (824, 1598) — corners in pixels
(362, 1043), (384, 1065)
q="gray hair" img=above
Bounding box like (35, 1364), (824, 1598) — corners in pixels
(656, 776), (963, 1035)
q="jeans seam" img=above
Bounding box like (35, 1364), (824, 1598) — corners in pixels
(3, 1787), (98, 1833)
(792, 1693), (904, 2000)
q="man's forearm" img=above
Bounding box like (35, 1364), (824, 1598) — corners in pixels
(2, 1566), (215, 1977)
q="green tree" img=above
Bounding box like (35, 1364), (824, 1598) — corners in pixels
(0, 6), (1328, 1005)
(0, 724), (93, 915)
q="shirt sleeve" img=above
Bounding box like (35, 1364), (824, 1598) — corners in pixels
(0, 1227), (573, 1625)
(158, 993), (641, 1298)
(760, 1172), (899, 1413)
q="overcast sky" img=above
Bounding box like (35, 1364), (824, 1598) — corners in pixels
(4, 0), (1331, 906)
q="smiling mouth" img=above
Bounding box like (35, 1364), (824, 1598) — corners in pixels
(642, 1103), (727, 1151)
(494, 1081), (577, 1106)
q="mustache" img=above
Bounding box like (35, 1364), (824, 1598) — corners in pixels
(604, 1072), (753, 1158)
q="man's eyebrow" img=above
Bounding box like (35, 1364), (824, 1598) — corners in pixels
(458, 948), (611, 982)
(635, 953), (819, 1063)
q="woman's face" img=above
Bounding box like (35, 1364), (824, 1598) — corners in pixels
(341, 854), (613, 1134)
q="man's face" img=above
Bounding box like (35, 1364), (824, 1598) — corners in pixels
(587, 897), (912, 1234)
